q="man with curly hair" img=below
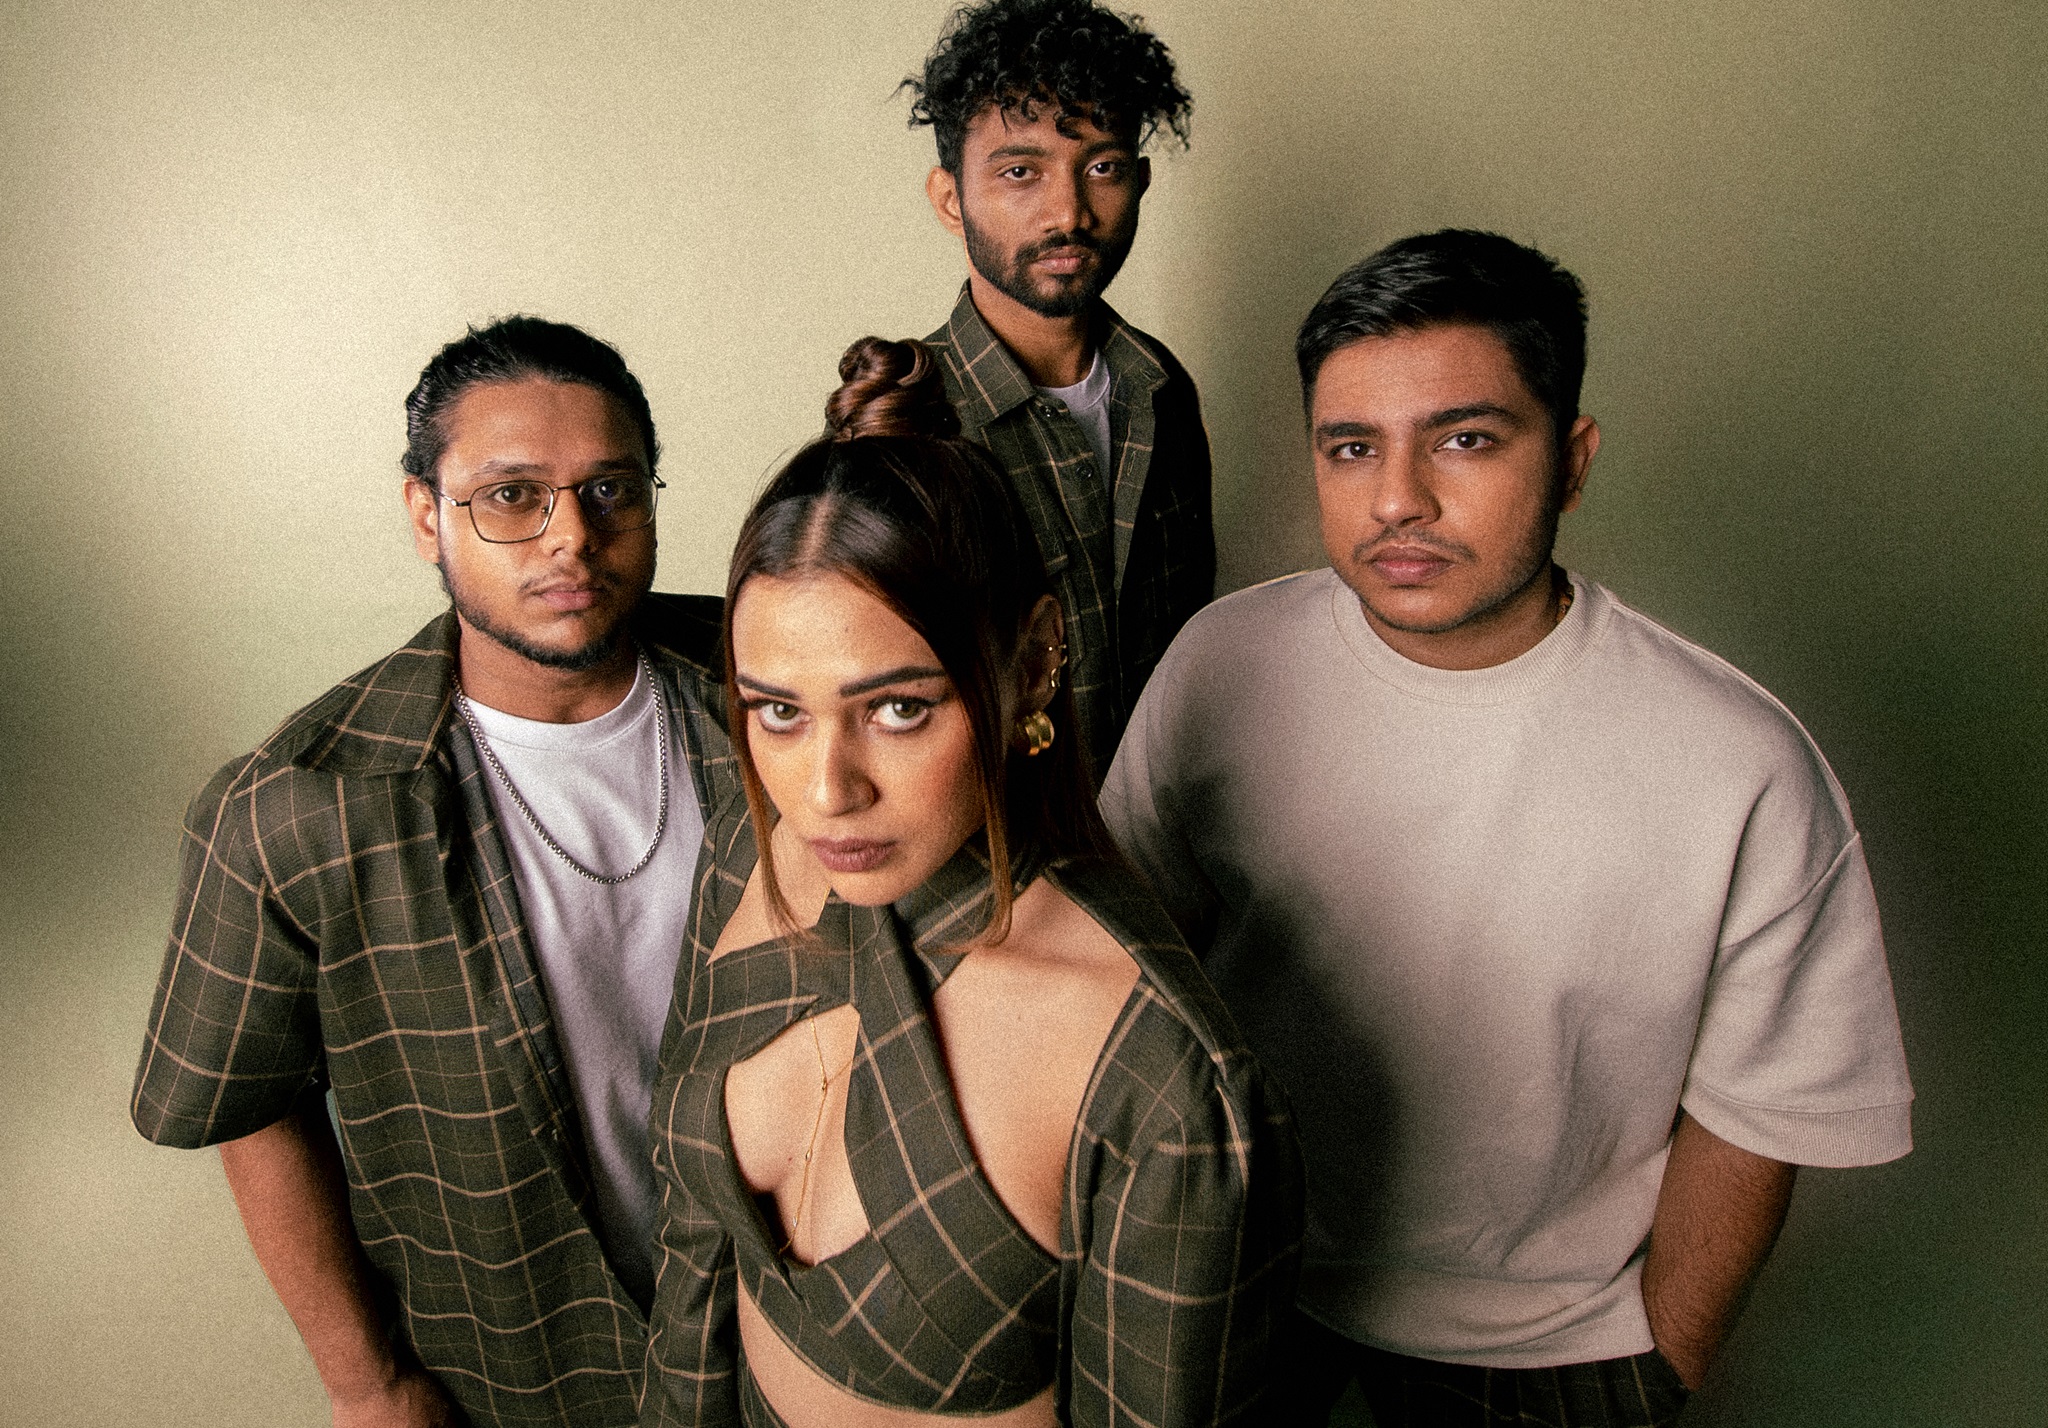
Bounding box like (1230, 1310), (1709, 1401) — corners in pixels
(907, 0), (1210, 783)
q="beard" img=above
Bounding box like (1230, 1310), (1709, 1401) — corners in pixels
(1348, 506), (1562, 636)
(437, 561), (635, 672)
(962, 210), (1136, 319)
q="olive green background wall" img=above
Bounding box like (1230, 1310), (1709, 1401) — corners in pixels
(1, 1), (2040, 1423)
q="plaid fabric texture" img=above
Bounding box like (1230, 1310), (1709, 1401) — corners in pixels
(131, 595), (737, 1428)
(926, 286), (1215, 782)
(642, 793), (1304, 1427)
(1276, 1313), (1689, 1428)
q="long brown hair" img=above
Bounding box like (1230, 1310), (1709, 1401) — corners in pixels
(725, 336), (1116, 942)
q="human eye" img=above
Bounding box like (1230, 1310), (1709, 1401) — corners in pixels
(998, 163), (1035, 182)
(1088, 157), (1127, 179)
(870, 696), (933, 732)
(747, 699), (804, 735)
(1326, 440), (1374, 462)
(482, 480), (547, 511)
(1439, 430), (1497, 452)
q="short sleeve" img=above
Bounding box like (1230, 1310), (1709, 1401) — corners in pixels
(1682, 765), (1913, 1167)
(131, 756), (325, 1148)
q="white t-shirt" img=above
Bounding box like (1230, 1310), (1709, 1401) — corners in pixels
(1037, 350), (1114, 487)
(465, 670), (705, 1307)
(1101, 568), (1912, 1368)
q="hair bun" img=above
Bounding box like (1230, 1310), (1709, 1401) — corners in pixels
(826, 337), (962, 442)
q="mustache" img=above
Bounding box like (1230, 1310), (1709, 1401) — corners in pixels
(519, 565), (622, 596)
(1351, 529), (1477, 563)
(1018, 231), (1103, 263)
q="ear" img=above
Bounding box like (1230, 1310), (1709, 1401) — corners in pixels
(926, 165), (966, 239)
(1134, 153), (1152, 200)
(1558, 415), (1600, 514)
(403, 478), (444, 564)
(1015, 595), (1067, 716)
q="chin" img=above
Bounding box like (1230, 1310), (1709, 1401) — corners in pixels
(826, 869), (920, 909)
(827, 844), (957, 908)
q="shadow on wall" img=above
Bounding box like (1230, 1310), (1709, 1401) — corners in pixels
(1161, 2), (2048, 1424)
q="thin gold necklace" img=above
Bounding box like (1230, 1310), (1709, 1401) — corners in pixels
(783, 1007), (858, 1255)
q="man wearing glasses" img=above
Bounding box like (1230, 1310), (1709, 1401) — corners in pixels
(131, 317), (735, 1427)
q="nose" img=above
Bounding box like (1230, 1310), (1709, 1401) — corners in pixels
(539, 482), (601, 556)
(1044, 164), (1090, 235)
(1369, 445), (1439, 529)
(806, 721), (876, 819)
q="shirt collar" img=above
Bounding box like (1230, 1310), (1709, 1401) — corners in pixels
(887, 830), (1047, 982)
(293, 610), (463, 776)
(939, 282), (1168, 425)
(293, 600), (717, 777)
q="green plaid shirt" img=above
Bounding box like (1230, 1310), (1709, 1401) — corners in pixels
(926, 287), (1215, 781)
(643, 793), (1304, 1427)
(131, 595), (737, 1428)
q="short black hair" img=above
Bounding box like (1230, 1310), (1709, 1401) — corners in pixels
(905, 0), (1191, 173)
(400, 315), (659, 486)
(1296, 230), (1589, 445)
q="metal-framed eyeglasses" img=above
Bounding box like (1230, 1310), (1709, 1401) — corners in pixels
(437, 472), (666, 544)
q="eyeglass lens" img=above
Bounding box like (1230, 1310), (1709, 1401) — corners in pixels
(469, 476), (658, 542)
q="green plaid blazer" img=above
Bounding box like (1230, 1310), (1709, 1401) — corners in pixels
(642, 793), (1304, 1427)
(132, 595), (737, 1428)
(926, 287), (1215, 783)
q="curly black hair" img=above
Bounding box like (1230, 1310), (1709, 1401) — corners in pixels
(904, 0), (1192, 172)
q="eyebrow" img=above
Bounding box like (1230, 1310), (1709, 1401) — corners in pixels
(471, 457), (647, 478)
(984, 137), (1131, 163)
(1424, 403), (1524, 428)
(736, 664), (950, 702)
(1313, 404), (1526, 443)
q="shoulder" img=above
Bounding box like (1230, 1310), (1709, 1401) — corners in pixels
(1099, 308), (1199, 399)
(1146, 569), (1335, 692)
(1581, 580), (1851, 806)
(639, 593), (727, 706)
(1050, 856), (1267, 1094)
(181, 617), (461, 855)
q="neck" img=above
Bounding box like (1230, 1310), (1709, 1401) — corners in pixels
(453, 616), (639, 722)
(966, 273), (1095, 387)
(1364, 563), (1571, 672)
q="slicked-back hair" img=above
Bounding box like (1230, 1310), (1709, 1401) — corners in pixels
(400, 315), (659, 487)
(905, 0), (1191, 173)
(1297, 230), (1590, 451)
(727, 339), (1117, 947)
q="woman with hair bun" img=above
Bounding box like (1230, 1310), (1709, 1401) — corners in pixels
(641, 337), (1302, 1428)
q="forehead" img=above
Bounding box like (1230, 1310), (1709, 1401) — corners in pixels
(732, 573), (942, 687)
(438, 378), (644, 475)
(1311, 323), (1538, 421)
(961, 100), (1129, 155)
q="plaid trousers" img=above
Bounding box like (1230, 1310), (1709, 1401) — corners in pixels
(1277, 1310), (1689, 1428)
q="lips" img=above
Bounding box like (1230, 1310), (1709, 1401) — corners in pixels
(527, 570), (616, 612)
(1032, 246), (1094, 275)
(806, 838), (896, 874)
(1367, 547), (1455, 585)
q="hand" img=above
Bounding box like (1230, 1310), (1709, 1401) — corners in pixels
(331, 1367), (463, 1428)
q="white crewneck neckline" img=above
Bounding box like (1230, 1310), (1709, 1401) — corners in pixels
(1326, 568), (1607, 707)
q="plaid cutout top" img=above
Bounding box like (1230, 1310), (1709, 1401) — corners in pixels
(131, 596), (737, 1428)
(642, 795), (1305, 1428)
(926, 287), (1215, 783)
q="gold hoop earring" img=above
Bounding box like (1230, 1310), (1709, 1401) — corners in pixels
(1019, 709), (1055, 757)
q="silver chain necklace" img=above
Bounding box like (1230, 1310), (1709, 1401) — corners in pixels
(454, 658), (670, 886)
